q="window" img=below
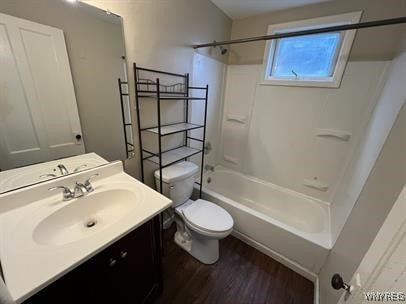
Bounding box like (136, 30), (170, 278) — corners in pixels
(262, 12), (362, 88)
(271, 32), (342, 78)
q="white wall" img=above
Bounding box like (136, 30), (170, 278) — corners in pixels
(219, 61), (388, 203)
(319, 99), (406, 304)
(331, 53), (406, 243)
(83, 0), (232, 178)
(228, 0), (406, 65)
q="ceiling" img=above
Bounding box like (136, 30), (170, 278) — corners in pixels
(210, 0), (333, 20)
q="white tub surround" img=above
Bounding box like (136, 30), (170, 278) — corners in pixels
(201, 167), (331, 275)
(220, 62), (388, 203)
(0, 161), (172, 303)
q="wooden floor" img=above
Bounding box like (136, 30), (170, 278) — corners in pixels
(156, 225), (314, 304)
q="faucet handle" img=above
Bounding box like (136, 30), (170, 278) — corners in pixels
(84, 174), (99, 192)
(49, 186), (74, 201)
(40, 173), (57, 178)
(57, 164), (69, 175)
(73, 164), (87, 172)
(74, 182), (87, 198)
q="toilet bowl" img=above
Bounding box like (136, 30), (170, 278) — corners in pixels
(154, 162), (233, 264)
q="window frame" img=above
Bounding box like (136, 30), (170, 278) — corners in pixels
(261, 12), (362, 88)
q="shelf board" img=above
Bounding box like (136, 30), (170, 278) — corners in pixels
(137, 90), (186, 95)
(146, 146), (202, 167)
(143, 123), (203, 136)
(137, 95), (205, 101)
(161, 96), (206, 100)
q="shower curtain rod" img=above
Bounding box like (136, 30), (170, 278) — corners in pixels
(193, 16), (406, 49)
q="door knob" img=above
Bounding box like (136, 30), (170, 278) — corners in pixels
(75, 134), (82, 140)
(331, 273), (352, 294)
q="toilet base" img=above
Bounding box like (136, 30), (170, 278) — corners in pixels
(174, 230), (219, 265)
(174, 231), (191, 252)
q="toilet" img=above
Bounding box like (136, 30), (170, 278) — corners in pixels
(154, 161), (233, 264)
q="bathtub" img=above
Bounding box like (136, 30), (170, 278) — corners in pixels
(199, 166), (331, 277)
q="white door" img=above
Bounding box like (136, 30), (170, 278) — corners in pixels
(0, 13), (84, 170)
(338, 186), (406, 304)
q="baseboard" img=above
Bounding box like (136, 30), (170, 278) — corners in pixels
(232, 230), (319, 304)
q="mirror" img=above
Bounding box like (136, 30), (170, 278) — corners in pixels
(0, 0), (132, 193)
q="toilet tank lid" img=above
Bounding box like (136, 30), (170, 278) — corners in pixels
(154, 161), (199, 183)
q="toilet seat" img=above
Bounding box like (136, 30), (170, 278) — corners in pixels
(181, 199), (233, 235)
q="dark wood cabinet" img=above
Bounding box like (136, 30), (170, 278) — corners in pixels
(24, 217), (162, 304)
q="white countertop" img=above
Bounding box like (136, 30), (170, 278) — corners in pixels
(0, 152), (108, 193)
(0, 161), (172, 303)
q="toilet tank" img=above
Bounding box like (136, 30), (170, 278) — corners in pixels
(154, 161), (199, 207)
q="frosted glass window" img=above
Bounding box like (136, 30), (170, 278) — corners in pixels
(270, 32), (342, 79)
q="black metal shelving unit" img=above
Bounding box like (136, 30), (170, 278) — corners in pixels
(118, 78), (135, 158)
(134, 63), (208, 198)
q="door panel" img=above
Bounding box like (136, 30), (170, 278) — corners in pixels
(0, 13), (84, 170)
(0, 21), (49, 169)
(20, 30), (74, 147)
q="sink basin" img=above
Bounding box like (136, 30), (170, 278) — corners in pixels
(33, 189), (138, 246)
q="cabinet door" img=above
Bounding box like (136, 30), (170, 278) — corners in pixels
(23, 261), (96, 304)
(91, 219), (161, 304)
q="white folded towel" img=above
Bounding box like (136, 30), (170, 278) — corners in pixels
(0, 277), (14, 304)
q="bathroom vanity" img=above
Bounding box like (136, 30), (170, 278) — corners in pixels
(0, 161), (172, 303)
(24, 217), (161, 304)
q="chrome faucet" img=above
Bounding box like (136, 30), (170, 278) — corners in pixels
(74, 182), (88, 198)
(57, 164), (69, 175)
(83, 174), (99, 192)
(48, 174), (99, 201)
(49, 183), (88, 201)
(48, 186), (74, 201)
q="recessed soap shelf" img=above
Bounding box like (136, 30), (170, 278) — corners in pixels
(303, 179), (329, 192)
(316, 129), (351, 141)
(226, 114), (247, 124)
